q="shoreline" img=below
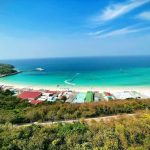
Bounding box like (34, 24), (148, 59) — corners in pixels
(0, 71), (21, 78)
(1, 82), (150, 93)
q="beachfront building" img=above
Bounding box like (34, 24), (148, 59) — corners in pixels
(30, 100), (43, 104)
(73, 92), (86, 103)
(94, 92), (102, 102)
(15, 88), (150, 104)
(18, 91), (42, 101)
(101, 92), (115, 101)
(85, 91), (94, 102)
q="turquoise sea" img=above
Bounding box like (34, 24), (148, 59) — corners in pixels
(0, 56), (150, 87)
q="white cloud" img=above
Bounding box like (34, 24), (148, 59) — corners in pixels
(92, 26), (150, 38)
(137, 11), (150, 20)
(93, 0), (150, 23)
(88, 30), (106, 36)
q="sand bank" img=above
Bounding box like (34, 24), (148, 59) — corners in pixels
(0, 82), (150, 94)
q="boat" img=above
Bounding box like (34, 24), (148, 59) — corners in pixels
(35, 68), (44, 71)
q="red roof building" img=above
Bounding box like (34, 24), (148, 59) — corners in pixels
(46, 90), (57, 94)
(30, 100), (43, 105)
(18, 91), (42, 100)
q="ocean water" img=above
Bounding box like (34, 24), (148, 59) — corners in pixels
(0, 56), (150, 87)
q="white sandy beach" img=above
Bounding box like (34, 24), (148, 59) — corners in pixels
(1, 82), (150, 95)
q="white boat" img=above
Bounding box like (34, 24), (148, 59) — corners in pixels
(35, 68), (44, 71)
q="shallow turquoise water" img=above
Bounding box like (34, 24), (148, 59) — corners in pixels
(0, 56), (150, 87)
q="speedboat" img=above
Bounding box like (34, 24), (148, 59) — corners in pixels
(35, 68), (44, 71)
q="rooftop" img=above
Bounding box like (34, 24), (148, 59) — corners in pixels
(18, 91), (42, 100)
(30, 100), (43, 105)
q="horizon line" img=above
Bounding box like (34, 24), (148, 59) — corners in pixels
(1, 54), (150, 61)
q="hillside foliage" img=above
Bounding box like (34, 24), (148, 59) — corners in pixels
(0, 89), (150, 124)
(0, 64), (17, 75)
(0, 111), (150, 150)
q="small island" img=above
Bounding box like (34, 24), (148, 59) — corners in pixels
(0, 64), (20, 78)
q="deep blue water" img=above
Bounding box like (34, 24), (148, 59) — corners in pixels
(0, 56), (150, 87)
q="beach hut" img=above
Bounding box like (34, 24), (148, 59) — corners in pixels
(85, 91), (94, 103)
(113, 91), (134, 100)
(101, 92), (115, 101)
(94, 92), (101, 102)
(73, 92), (86, 103)
(58, 91), (65, 99)
(123, 91), (134, 99)
(66, 92), (77, 103)
(104, 92), (112, 96)
(104, 96), (114, 101)
(37, 95), (48, 101)
(45, 90), (57, 96)
(62, 91), (72, 99)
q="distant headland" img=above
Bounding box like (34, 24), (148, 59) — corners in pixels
(0, 64), (21, 78)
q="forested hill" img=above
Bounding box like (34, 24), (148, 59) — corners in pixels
(0, 89), (150, 149)
(0, 64), (18, 76)
(0, 110), (150, 149)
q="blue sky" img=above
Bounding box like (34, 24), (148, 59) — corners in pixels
(0, 0), (150, 59)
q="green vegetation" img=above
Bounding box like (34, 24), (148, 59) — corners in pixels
(0, 89), (150, 124)
(0, 89), (150, 149)
(0, 89), (31, 124)
(0, 111), (150, 150)
(0, 64), (18, 76)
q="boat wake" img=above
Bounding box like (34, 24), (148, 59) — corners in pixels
(64, 73), (80, 86)
(64, 80), (76, 86)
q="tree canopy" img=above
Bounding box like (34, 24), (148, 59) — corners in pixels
(0, 111), (149, 150)
(0, 64), (17, 75)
